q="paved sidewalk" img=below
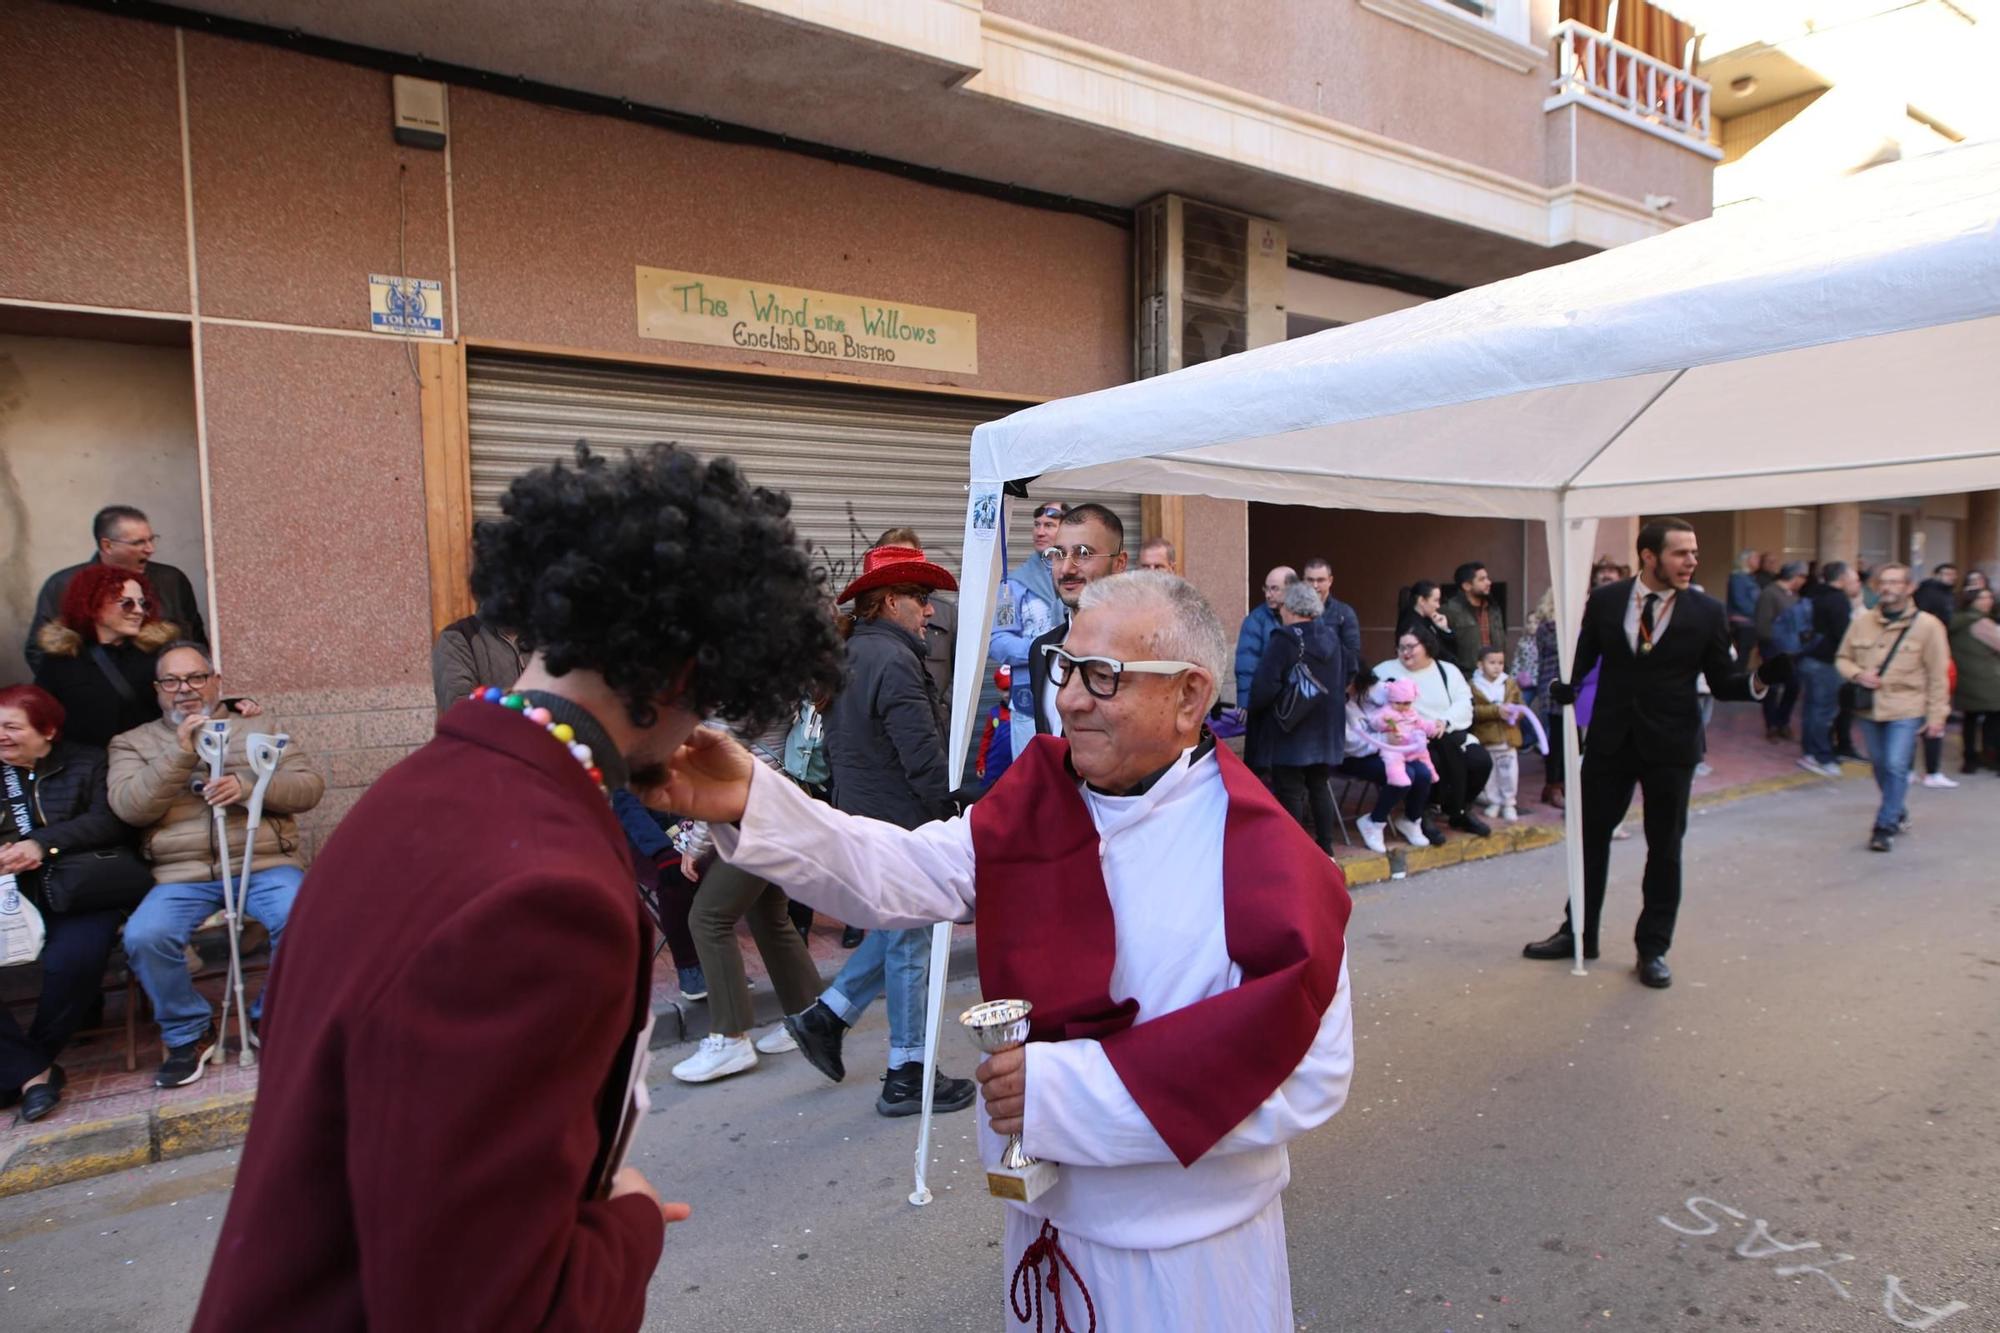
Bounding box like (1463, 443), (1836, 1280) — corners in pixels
(4, 700), (1969, 1198)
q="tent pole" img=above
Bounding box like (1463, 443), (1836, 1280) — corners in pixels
(1546, 501), (1594, 978)
(912, 485), (1009, 1206)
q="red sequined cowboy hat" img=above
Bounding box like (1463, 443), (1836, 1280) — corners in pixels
(836, 544), (959, 605)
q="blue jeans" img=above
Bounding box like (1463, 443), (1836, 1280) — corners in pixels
(124, 867), (302, 1049)
(821, 925), (930, 1069)
(1796, 657), (1842, 765)
(1857, 718), (1921, 834)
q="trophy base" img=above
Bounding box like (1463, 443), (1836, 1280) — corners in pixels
(986, 1159), (1059, 1203)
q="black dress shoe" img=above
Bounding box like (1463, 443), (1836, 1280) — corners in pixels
(1419, 817), (1447, 846)
(18, 1065), (65, 1123)
(1638, 956), (1672, 988)
(839, 926), (866, 949)
(1449, 809), (1492, 837)
(1868, 828), (1893, 852)
(1523, 931), (1598, 961)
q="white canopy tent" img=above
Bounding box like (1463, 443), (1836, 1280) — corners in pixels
(902, 140), (2000, 1204)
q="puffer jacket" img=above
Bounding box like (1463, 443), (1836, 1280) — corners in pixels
(825, 619), (951, 831)
(1, 741), (133, 911)
(106, 709), (325, 883)
(1836, 607), (1951, 728)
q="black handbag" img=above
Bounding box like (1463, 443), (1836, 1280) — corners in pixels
(1273, 629), (1328, 733)
(42, 845), (154, 916)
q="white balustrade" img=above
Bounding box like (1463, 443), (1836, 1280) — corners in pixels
(1549, 18), (1712, 151)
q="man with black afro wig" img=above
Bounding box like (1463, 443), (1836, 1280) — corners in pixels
(194, 443), (845, 1333)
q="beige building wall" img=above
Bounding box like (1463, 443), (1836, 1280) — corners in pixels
(0, 335), (206, 686)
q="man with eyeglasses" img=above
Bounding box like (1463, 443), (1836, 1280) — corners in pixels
(26, 504), (208, 675)
(107, 643), (323, 1086)
(663, 571), (1354, 1331)
(1024, 503), (1130, 736)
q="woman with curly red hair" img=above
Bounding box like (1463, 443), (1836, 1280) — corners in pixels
(30, 563), (181, 747)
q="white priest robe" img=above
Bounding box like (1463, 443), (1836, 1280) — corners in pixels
(713, 743), (1355, 1332)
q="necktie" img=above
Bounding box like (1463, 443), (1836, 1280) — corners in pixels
(1639, 593), (1659, 654)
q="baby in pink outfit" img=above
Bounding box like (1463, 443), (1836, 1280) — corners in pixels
(1368, 677), (1442, 786)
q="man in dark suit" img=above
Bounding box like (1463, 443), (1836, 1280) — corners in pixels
(1027, 503), (1129, 735)
(1523, 518), (1792, 989)
(192, 444), (846, 1333)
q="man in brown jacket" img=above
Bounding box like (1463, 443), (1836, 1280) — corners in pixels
(108, 643), (323, 1086)
(1835, 563), (1951, 852)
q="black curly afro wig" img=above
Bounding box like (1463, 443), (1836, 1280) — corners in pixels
(470, 441), (846, 733)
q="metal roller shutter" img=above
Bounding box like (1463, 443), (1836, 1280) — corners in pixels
(466, 351), (1143, 592)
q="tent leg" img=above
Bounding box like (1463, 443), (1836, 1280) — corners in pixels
(909, 920), (955, 1206)
(1545, 508), (1597, 978)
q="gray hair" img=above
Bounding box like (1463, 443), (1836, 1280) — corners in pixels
(156, 640), (215, 672)
(1077, 571), (1229, 711)
(1281, 581), (1324, 619)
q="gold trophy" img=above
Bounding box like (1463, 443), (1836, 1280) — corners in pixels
(959, 998), (1060, 1203)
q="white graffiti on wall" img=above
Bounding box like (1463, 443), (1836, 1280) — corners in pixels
(1656, 1196), (1970, 1330)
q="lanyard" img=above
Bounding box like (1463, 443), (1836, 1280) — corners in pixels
(3, 763), (35, 842)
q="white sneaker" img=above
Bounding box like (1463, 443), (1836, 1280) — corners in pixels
(1921, 772), (1958, 789)
(753, 1025), (798, 1054)
(1694, 762), (1713, 778)
(1797, 756), (1830, 778)
(1481, 802), (1501, 819)
(672, 1034), (757, 1084)
(1391, 815), (1430, 848)
(1353, 815), (1387, 854)
(1502, 805), (1518, 821)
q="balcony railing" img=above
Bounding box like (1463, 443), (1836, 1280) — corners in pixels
(1547, 18), (1714, 154)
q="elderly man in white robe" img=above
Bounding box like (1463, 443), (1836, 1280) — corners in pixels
(660, 571), (1354, 1332)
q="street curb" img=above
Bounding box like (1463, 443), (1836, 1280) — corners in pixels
(0, 1088), (259, 1200)
(0, 761), (1858, 1199)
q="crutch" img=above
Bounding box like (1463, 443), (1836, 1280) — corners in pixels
(228, 733), (288, 1068)
(195, 719), (245, 1069)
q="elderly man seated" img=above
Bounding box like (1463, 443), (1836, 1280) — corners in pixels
(108, 643), (324, 1087)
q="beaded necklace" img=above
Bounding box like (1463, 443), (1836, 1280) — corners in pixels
(469, 686), (605, 787)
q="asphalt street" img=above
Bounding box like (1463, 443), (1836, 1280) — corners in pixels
(1, 773), (1994, 1331)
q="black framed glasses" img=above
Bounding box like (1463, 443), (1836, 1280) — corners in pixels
(154, 672), (215, 692)
(1042, 645), (1198, 700)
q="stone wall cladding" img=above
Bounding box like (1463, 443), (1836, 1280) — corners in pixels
(257, 684), (436, 861)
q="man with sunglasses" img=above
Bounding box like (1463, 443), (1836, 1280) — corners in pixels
(107, 643), (323, 1085)
(1024, 503), (1130, 736)
(664, 571), (1354, 1332)
(26, 504), (208, 674)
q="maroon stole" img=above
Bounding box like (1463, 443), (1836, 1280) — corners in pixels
(970, 736), (1351, 1168)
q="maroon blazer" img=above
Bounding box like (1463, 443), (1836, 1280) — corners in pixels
(193, 702), (664, 1333)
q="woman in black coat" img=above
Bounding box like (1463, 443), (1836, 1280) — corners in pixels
(31, 563), (181, 748)
(1248, 581), (1348, 853)
(1, 684), (135, 1123)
